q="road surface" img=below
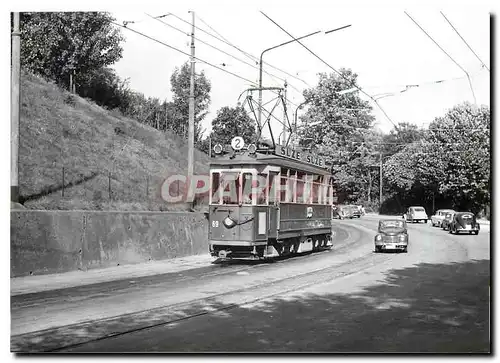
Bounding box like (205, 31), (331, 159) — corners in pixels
(11, 215), (490, 353)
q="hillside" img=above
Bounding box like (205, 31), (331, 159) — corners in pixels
(18, 72), (210, 211)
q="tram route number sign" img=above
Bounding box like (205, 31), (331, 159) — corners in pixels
(231, 136), (245, 151)
(275, 145), (325, 168)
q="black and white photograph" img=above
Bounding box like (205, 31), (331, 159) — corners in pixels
(6, 0), (492, 354)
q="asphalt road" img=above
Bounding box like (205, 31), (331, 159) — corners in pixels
(11, 216), (490, 353)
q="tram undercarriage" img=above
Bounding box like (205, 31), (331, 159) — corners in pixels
(210, 234), (333, 260)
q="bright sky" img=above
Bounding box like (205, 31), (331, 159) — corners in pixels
(109, 0), (491, 140)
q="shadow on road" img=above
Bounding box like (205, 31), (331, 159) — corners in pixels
(14, 259), (490, 353)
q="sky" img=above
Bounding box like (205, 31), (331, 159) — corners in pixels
(108, 0), (491, 141)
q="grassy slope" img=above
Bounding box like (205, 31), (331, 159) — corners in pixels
(19, 72), (210, 211)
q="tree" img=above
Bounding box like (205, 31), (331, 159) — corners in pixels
(383, 102), (490, 214)
(298, 68), (374, 152)
(20, 12), (123, 90)
(296, 68), (376, 204)
(381, 122), (426, 157)
(169, 62), (211, 141)
(210, 106), (257, 146)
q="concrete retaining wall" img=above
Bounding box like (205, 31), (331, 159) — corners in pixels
(11, 210), (208, 277)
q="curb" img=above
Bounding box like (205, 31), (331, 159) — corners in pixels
(11, 254), (214, 296)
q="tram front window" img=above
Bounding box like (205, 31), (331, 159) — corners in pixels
(220, 172), (240, 205)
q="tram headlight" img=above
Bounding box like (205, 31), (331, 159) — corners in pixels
(223, 216), (236, 229)
(213, 144), (223, 154)
(248, 143), (257, 154)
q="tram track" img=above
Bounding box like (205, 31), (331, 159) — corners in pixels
(12, 222), (389, 352)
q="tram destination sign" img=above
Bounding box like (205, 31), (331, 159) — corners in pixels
(275, 145), (326, 168)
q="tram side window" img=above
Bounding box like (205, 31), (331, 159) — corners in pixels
(211, 172), (220, 204)
(327, 185), (333, 205)
(280, 176), (288, 202)
(268, 173), (278, 204)
(242, 173), (253, 204)
(256, 173), (267, 205)
(312, 182), (320, 204)
(323, 182), (329, 204)
(296, 172), (306, 203)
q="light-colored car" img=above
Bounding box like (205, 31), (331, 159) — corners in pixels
(404, 206), (428, 224)
(431, 209), (455, 227)
(374, 219), (408, 253)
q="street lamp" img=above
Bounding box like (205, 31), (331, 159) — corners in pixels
(257, 24), (352, 129)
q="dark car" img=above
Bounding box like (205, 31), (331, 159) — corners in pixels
(336, 205), (353, 219)
(348, 205), (362, 218)
(449, 212), (480, 235)
(441, 212), (455, 231)
(374, 219), (409, 253)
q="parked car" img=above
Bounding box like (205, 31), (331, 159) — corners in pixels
(449, 212), (480, 235)
(431, 209), (455, 227)
(404, 206), (428, 223)
(441, 212), (455, 231)
(374, 219), (408, 253)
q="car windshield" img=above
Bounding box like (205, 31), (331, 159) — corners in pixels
(380, 220), (405, 229)
(460, 213), (474, 219)
(413, 207), (425, 212)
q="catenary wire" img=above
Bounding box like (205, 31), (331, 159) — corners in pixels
(111, 21), (258, 86)
(404, 11), (477, 104)
(166, 12), (312, 87)
(440, 11), (490, 72)
(260, 11), (400, 131)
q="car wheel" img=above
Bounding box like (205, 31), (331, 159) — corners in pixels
(474, 231), (479, 235)
(424, 219), (428, 224)
(403, 247), (408, 253)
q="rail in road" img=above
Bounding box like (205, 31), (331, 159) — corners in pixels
(11, 216), (490, 352)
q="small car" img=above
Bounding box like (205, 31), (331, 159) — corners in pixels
(374, 219), (408, 253)
(431, 209), (455, 227)
(441, 212), (455, 231)
(404, 206), (428, 224)
(348, 205), (362, 218)
(449, 212), (480, 235)
(336, 205), (353, 219)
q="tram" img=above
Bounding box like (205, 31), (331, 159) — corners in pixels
(208, 137), (335, 260)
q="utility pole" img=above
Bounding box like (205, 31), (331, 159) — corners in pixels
(187, 11), (195, 203)
(11, 12), (20, 203)
(379, 150), (383, 209)
(282, 80), (287, 146)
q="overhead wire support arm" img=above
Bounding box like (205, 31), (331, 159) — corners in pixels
(260, 11), (400, 131)
(404, 11), (477, 105)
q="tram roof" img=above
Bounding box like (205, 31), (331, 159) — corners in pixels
(210, 150), (332, 175)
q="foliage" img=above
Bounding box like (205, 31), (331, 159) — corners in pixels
(20, 12), (123, 90)
(77, 67), (131, 111)
(383, 102), (490, 214)
(297, 68), (377, 203)
(209, 106), (258, 146)
(381, 122), (426, 157)
(169, 62), (212, 142)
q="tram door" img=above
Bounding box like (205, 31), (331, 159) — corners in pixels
(267, 172), (279, 239)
